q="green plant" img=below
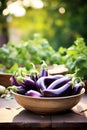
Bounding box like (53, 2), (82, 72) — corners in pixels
(0, 35), (60, 73)
(58, 38), (87, 78)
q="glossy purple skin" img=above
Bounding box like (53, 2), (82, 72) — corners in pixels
(36, 77), (47, 91)
(36, 75), (64, 92)
(43, 83), (72, 97)
(44, 75), (64, 87)
(23, 77), (37, 90)
(23, 77), (35, 86)
(25, 90), (42, 97)
(72, 83), (83, 95)
(17, 86), (27, 95)
(39, 69), (48, 78)
(47, 76), (71, 90)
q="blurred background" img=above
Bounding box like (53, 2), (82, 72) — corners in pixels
(0, 0), (87, 50)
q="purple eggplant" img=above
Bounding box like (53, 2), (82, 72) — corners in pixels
(23, 77), (37, 90)
(23, 77), (35, 86)
(25, 90), (42, 97)
(39, 60), (48, 78)
(10, 75), (25, 87)
(36, 75), (64, 92)
(17, 86), (27, 95)
(44, 75), (64, 86)
(30, 75), (38, 82)
(36, 77), (47, 91)
(39, 69), (48, 77)
(43, 82), (72, 97)
(47, 76), (71, 90)
(72, 83), (84, 95)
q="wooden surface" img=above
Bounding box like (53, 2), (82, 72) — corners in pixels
(0, 94), (87, 129)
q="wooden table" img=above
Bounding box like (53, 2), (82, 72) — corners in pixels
(0, 94), (87, 130)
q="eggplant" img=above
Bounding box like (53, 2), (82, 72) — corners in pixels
(39, 69), (48, 78)
(36, 77), (47, 91)
(30, 75), (38, 82)
(23, 77), (35, 86)
(43, 75), (64, 87)
(8, 85), (27, 94)
(39, 60), (48, 78)
(17, 86), (27, 95)
(10, 75), (25, 87)
(23, 77), (37, 90)
(43, 82), (72, 97)
(36, 75), (64, 92)
(47, 76), (71, 90)
(25, 90), (42, 97)
(72, 83), (84, 95)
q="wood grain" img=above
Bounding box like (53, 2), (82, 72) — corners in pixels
(0, 94), (87, 129)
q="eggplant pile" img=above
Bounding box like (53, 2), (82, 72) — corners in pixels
(9, 66), (84, 98)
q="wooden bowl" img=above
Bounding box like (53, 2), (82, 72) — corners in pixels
(0, 73), (12, 87)
(12, 88), (85, 114)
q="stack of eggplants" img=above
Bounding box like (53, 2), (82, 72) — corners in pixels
(9, 67), (84, 98)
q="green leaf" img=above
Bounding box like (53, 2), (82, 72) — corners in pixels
(5, 63), (19, 73)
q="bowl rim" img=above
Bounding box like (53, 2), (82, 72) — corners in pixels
(11, 88), (85, 100)
(0, 73), (12, 76)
